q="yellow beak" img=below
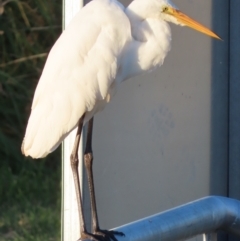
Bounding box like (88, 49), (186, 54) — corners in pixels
(167, 7), (221, 40)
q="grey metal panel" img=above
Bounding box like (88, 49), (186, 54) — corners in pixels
(90, 0), (228, 236)
(229, 2), (240, 241)
(60, 0), (232, 240)
(210, 0), (229, 197)
(229, 1), (240, 201)
(209, 3), (230, 239)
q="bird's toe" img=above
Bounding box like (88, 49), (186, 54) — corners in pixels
(93, 229), (125, 241)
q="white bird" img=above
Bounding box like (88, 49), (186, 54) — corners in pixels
(21, 0), (220, 240)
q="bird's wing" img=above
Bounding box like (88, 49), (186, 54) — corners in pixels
(22, 0), (131, 158)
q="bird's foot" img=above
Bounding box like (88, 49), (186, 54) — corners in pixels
(78, 230), (124, 241)
(94, 229), (125, 241)
(78, 231), (102, 241)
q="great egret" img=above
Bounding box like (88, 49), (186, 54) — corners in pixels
(22, 0), (220, 240)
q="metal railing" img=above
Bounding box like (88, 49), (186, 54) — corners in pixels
(112, 196), (240, 241)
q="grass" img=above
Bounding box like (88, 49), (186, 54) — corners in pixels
(0, 0), (62, 240)
(0, 159), (61, 241)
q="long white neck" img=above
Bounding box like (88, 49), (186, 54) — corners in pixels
(117, 1), (172, 83)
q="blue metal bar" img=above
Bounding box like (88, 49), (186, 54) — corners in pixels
(113, 196), (240, 241)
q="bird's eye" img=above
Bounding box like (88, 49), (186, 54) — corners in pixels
(162, 7), (169, 12)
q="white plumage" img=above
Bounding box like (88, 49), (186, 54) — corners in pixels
(22, 0), (220, 158)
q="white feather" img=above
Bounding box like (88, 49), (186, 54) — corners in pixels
(22, 0), (131, 157)
(22, 0), (190, 158)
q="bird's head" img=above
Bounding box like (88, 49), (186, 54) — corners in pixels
(159, 0), (221, 40)
(128, 0), (221, 40)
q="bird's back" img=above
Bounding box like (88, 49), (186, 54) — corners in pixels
(22, 0), (131, 158)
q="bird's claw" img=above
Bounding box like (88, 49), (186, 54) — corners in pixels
(94, 229), (125, 241)
(78, 230), (125, 241)
(78, 232), (102, 241)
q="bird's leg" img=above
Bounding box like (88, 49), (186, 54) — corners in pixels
(84, 118), (100, 231)
(84, 118), (125, 241)
(71, 116), (102, 241)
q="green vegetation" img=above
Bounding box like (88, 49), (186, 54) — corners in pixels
(0, 0), (62, 240)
